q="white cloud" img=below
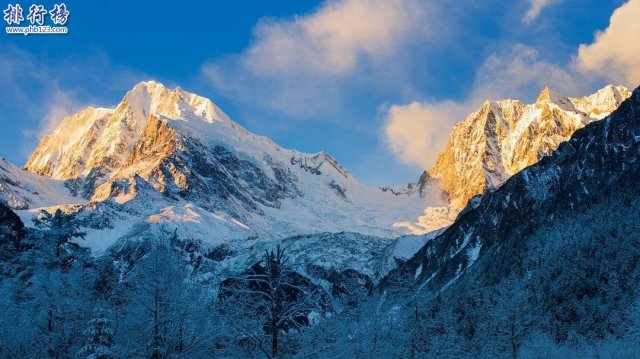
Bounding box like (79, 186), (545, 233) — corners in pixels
(384, 101), (466, 169)
(575, 0), (640, 88)
(385, 0), (640, 171)
(203, 0), (434, 117)
(523, 0), (560, 23)
(384, 44), (580, 169)
(245, 0), (424, 76)
(475, 45), (580, 99)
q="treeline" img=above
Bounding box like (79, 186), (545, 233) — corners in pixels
(2, 186), (640, 358)
(293, 184), (640, 358)
(0, 209), (327, 358)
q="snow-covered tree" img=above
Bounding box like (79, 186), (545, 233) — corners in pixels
(31, 208), (87, 267)
(77, 310), (116, 359)
(0, 208), (94, 358)
(118, 238), (212, 358)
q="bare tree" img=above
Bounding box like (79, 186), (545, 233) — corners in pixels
(122, 239), (212, 358)
(219, 245), (322, 358)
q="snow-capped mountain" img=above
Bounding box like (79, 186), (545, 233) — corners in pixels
(426, 85), (630, 208)
(365, 86), (640, 358)
(6, 82), (631, 247)
(7, 81), (430, 251)
(394, 85), (640, 292)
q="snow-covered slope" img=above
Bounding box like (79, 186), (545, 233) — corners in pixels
(8, 82), (630, 250)
(392, 206), (460, 235)
(105, 228), (434, 314)
(427, 85), (630, 207)
(10, 81), (429, 252)
(0, 158), (80, 210)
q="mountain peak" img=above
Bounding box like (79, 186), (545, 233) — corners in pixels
(16, 82), (432, 242)
(131, 79), (167, 91)
(23, 81), (233, 180)
(589, 84), (631, 105)
(123, 80), (225, 125)
(536, 86), (564, 103)
(128, 80), (186, 99)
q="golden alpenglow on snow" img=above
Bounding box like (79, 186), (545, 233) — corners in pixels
(428, 85), (630, 207)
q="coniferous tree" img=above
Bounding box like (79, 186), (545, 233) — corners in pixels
(77, 311), (116, 359)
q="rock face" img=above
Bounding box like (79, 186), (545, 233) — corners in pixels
(24, 82), (229, 184)
(9, 81), (429, 250)
(427, 85), (631, 207)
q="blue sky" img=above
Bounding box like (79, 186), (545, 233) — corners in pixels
(0, 0), (636, 185)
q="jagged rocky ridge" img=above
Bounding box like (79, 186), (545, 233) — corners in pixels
(4, 81), (429, 250)
(344, 85), (640, 357)
(424, 85), (630, 208)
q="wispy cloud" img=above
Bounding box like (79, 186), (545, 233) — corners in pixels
(575, 0), (640, 88)
(523, 0), (561, 23)
(243, 0), (424, 76)
(0, 48), (76, 156)
(24, 87), (85, 140)
(202, 0), (439, 118)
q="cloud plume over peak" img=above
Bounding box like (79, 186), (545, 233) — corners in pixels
(384, 44), (581, 169)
